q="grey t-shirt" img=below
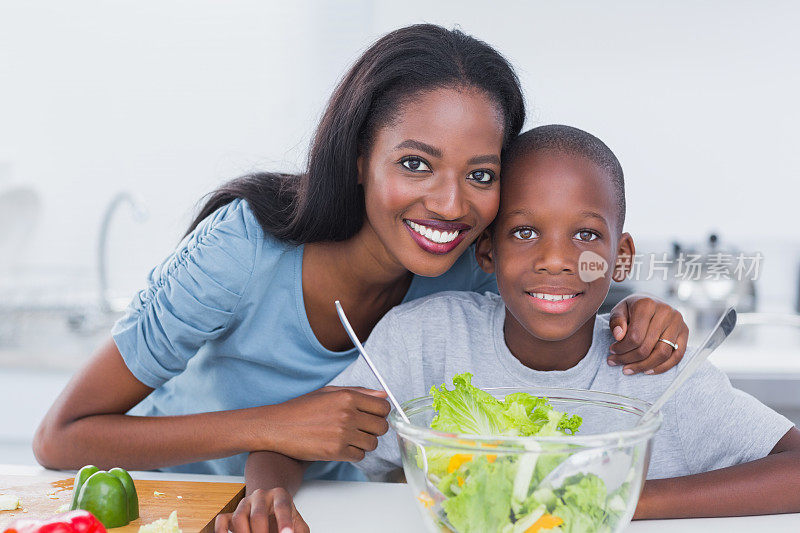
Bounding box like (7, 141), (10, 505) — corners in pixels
(330, 291), (793, 481)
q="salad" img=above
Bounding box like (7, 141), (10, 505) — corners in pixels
(421, 373), (633, 533)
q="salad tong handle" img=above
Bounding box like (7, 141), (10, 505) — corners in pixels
(334, 300), (410, 423)
(638, 306), (737, 426)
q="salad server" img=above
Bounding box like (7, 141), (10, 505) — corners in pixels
(333, 301), (450, 507)
(334, 300), (409, 424)
(539, 306), (737, 492)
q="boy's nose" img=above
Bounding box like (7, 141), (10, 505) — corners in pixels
(533, 238), (576, 275)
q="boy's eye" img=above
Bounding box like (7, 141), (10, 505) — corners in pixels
(575, 230), (599, 242)
(468, 170), (495, 184)
(512, 228), (538, 240)
(400, 156), (431, 172)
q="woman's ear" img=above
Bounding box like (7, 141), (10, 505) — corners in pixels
(612, 232), (635, 282)
(475, 229), (496, 274)
(357, 155), (364, 185)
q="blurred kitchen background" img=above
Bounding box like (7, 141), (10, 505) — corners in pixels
(1, 1), (799, 465)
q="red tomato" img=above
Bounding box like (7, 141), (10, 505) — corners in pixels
(65, 511), (106, 533)
(3, 510), (106, 533)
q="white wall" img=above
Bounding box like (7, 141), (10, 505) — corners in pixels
(1, 1), (798, 299)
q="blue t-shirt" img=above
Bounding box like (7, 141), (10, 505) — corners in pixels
(112, 199), (497, 480)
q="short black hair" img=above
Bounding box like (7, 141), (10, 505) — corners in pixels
(504, 125), (626, 230)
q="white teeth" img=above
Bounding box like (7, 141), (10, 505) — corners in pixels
(530, 292), (578, 302)
(406, 221), (461, 244)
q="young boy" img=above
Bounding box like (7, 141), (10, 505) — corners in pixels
(221, 125), (800, 530)
(324, 125), (800, 519)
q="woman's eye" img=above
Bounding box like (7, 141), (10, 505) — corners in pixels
(512, 228), (537, 240)
(575, 230), (599, 242)
(468, 170), (495, 183)
(400, 157), (431, 172)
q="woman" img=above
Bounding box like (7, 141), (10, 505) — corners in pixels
(34, 23), (687, 525)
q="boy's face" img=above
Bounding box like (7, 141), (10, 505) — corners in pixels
(477, 149), (634, 342)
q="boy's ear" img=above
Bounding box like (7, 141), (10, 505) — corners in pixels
(475, 229), (496, 274)
(612, 232), (635, 282)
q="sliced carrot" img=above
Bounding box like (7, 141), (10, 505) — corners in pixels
(417, 491), (435, 508)
(524, 513), (564, 533)
(447, 454), (473, 473)
(457, 476), (465, 487)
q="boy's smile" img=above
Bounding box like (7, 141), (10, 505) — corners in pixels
(477, 148), (634, 370)
(526, 287), (583, 314)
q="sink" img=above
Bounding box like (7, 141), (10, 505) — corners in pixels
(0, 267), (123, 371)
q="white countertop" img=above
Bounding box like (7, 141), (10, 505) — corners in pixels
(3, 465), (799, 532)
(707, 322), (800, 378)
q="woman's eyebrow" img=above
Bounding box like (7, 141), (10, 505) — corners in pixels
(504, 208), (533, 217)
(393, 140), (499, 166)
(394, 139), (442, 158)
(467, 154), (501, 165)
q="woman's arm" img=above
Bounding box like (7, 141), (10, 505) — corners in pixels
(34, 339), (389, 471)
(634, 427), (800, 518)
(607, 295), (690, 375)
(215, 452), (310, 533)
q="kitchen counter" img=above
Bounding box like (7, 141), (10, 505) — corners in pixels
(709, 332), (800, 377)
(709, 325), (800, 425)
(2, 465), (799, 532)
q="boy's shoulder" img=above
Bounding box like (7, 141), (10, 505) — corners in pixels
(387, 290), (502, 322)
(589, 313), (615, 355)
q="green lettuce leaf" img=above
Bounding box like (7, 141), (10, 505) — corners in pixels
(430, 373), (512, 436)
(551, 503), (607, 533)
(560, 474), (607, 512)
(502, 393), (553, 436)
(553, 474), (610, 532)
(557, 413), (583, 435)
(425, 374), (629, 533)
(428, 374), (583, 438)
(441, 456), (515, 533)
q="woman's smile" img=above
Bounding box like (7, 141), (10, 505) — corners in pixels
(403, 218), (472, 254)
(358, 86), (504, 277)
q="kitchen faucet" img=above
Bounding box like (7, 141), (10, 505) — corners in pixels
(97, 192), (148, 313)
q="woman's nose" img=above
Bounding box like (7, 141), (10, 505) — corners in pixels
(534, 238), (576, 275)
(424, 174), (468, 220)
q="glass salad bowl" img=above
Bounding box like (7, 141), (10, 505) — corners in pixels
(389, 387), (662, 533)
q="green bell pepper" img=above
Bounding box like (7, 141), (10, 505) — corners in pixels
(69, 465), (99, 511)
(70, 465), (139, 528)
(108, 468), (139, 521)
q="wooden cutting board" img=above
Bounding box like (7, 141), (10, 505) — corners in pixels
(0, 475), (244, 533)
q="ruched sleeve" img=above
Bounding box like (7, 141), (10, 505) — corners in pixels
(112, 199), (262, 388)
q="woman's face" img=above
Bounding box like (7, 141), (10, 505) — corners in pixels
(359, 87), (505, 277)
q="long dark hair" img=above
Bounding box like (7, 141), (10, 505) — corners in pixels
(186, 24), (525, 243)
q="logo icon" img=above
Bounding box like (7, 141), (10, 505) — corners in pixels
(578, 251), (608, 282)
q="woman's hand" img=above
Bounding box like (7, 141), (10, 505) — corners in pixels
(607, 295), (689, 375)
(215, 488), (308, 533)
(262, 386), (391, 462)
